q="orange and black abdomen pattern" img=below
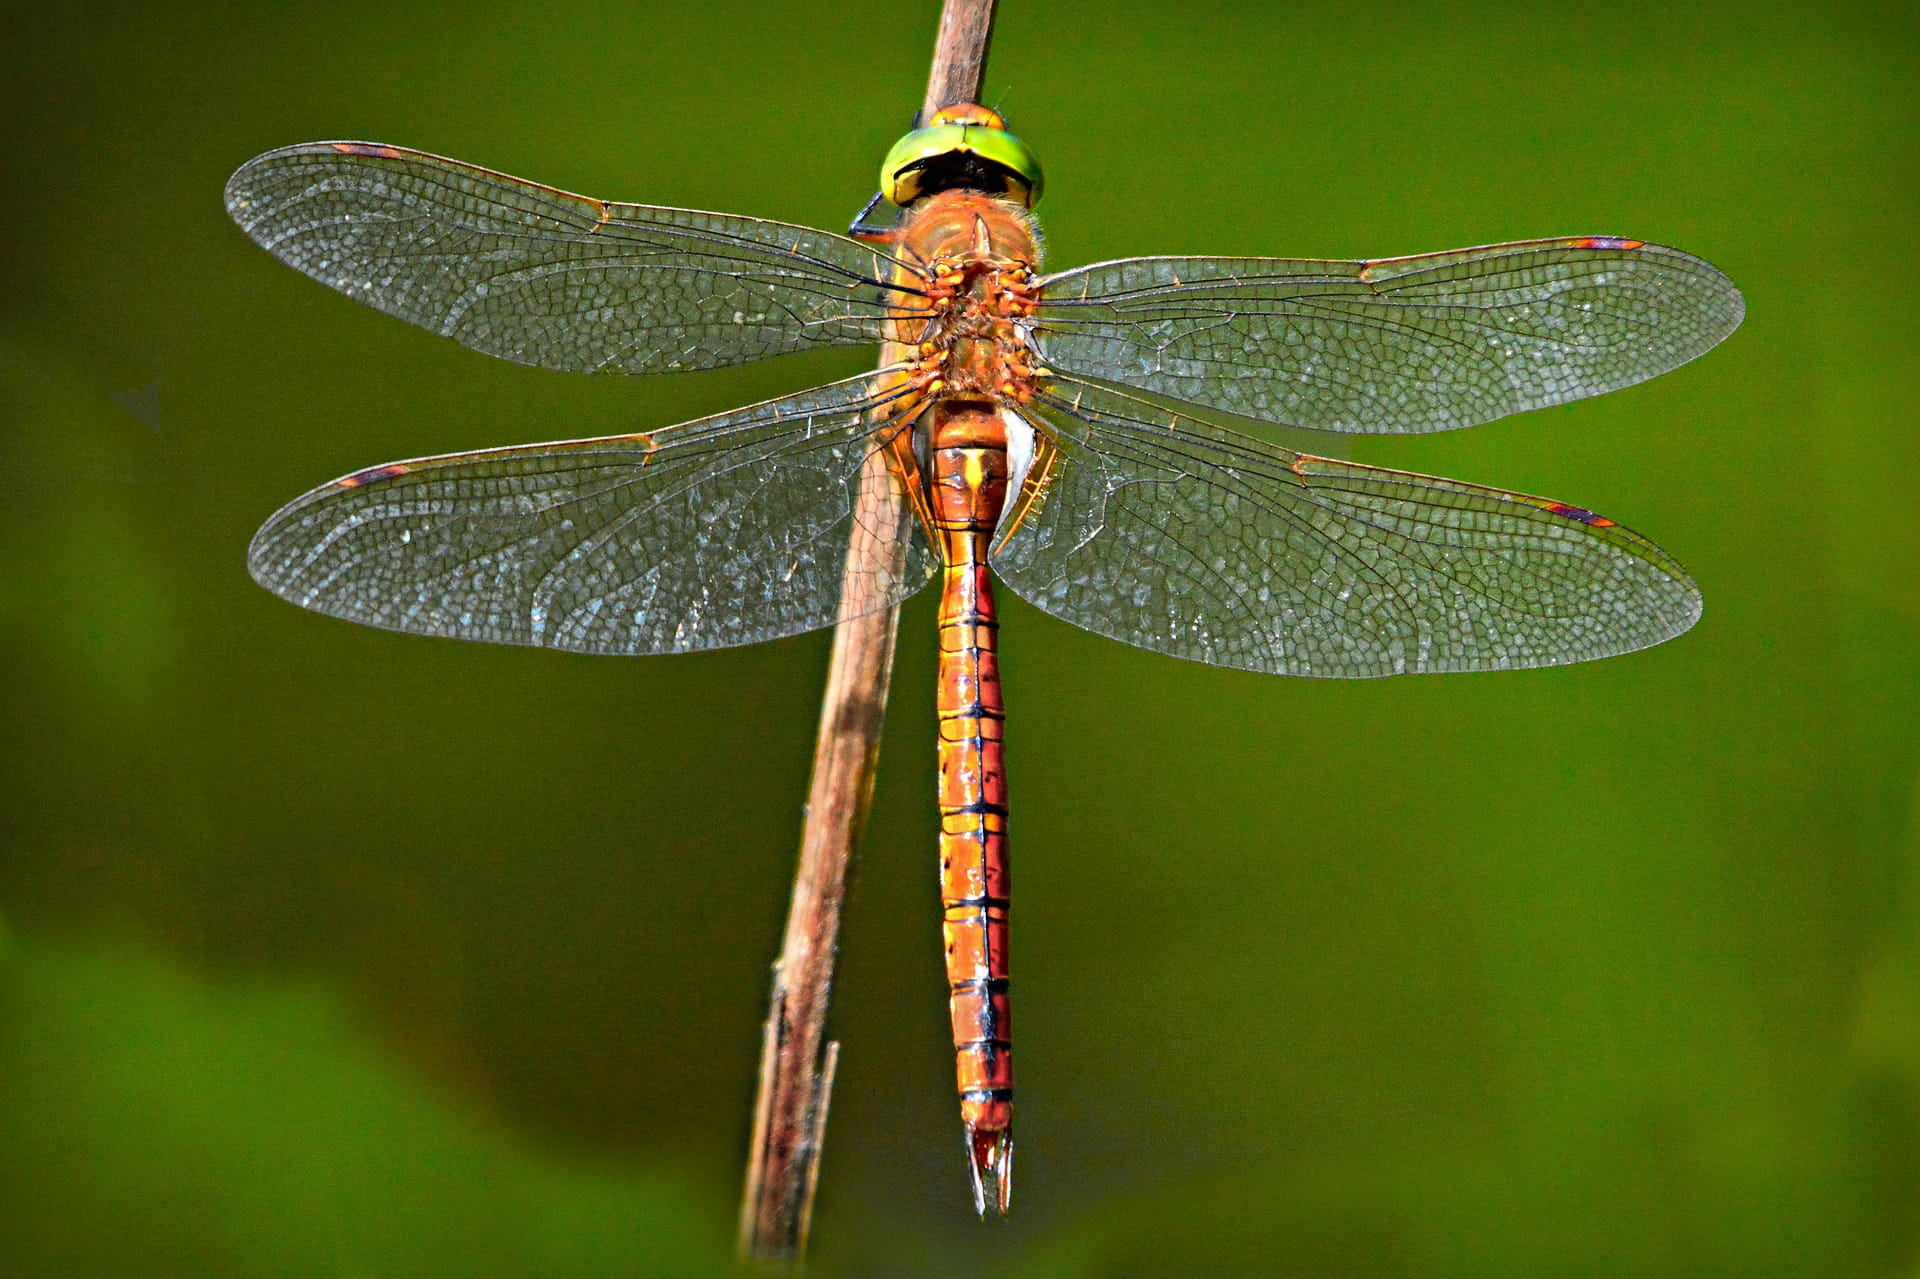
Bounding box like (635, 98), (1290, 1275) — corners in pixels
(928, 402), (1015, 1207)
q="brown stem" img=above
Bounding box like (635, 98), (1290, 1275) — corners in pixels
(921, 0), (996, 121)
(736, 0), (998, 1263)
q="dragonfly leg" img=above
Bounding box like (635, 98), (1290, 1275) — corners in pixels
(848, 188), (900, 241)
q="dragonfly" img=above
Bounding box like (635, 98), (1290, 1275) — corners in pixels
(226, 105), (1742, 1215)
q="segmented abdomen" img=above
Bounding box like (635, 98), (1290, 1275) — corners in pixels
(929, 401), (1014, 1213)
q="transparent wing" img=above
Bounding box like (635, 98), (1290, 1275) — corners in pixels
(1035, 238), (1743, 433)
(993, 377), (1699, 677)
(249, 374), (935, 655)
(225, 142), (911, 374)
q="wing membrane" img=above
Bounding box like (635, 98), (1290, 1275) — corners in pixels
(249, 374), (935, 654)
(226, 142), (909, 374)
(1036, 238), (1743, 433)
(993, 377), (1699, 677)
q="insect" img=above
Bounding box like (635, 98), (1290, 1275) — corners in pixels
(226, 104), (1742, 1215)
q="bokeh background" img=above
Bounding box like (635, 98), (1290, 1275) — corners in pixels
(3, 1), (1915, 1275)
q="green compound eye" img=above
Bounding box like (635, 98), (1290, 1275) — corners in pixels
(880, 104), (1044, 209)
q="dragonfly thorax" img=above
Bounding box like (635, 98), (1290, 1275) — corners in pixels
(894, 194), (1044, 405)
(908, 281), (1041, 404)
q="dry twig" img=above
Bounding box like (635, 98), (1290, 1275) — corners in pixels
(736, 0), (999, 1263)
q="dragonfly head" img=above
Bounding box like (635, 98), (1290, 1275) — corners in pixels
(881, 104), (1044, 210)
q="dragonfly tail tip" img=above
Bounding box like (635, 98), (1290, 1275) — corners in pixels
(966, 1126), (1013, 1217)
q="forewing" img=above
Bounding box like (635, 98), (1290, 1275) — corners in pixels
(1036, 238), (1743, 433)
(993, 378), (1700, 677)
(249, 375), (935, 654)
(225, 142), (906, 374)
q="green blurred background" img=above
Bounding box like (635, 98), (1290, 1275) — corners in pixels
(2, 1), (1915, 1275)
